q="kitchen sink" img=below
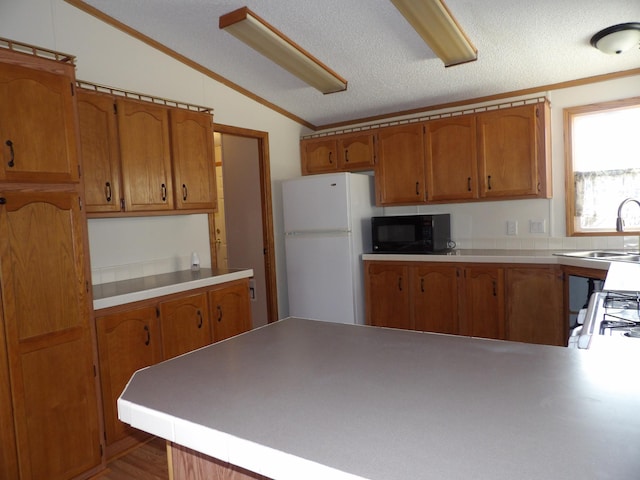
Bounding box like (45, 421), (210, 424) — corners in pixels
(556, 251), (640, 262)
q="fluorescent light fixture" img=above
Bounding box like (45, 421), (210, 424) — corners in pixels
(219, 7), (347, 94)
(391, 0), (477, 67)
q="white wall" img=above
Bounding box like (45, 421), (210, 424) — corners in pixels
(1, 0), (303, 318)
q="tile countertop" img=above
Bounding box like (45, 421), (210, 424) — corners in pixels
(118, 317), (640, 480)
(362, 249), (612, 270)
(92, 268), (254, 310)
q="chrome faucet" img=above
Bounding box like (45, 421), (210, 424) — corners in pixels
(616, 198), (640, 232)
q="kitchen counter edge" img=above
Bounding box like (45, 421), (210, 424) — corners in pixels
(362, 249), (611, 270)
(92, 268), (254, 310)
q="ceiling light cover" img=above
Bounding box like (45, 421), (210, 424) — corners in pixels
(219, 7), (347, 94)
(590, 23), (640, 55)
(391, 0), (477, 67)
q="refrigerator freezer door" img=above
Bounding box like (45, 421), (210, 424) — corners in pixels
(285, 233), (359, 324)
(283, 174), (351, 233)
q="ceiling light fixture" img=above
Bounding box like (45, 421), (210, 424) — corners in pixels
(219, 7), (347, 94)
(590, 23), (640, 55)
(390, 0), (477, 67)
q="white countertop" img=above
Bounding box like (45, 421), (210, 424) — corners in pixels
(362, 249), (612, 270)
(92, 268), (254, 310)
(118, 318), (640, 480)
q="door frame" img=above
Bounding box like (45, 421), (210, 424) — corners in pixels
(212, 124), (278, 324)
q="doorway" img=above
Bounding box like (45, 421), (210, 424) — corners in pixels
(213, 125), (278, 327)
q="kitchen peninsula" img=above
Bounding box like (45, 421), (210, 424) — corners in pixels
(118, 317), (640, 480)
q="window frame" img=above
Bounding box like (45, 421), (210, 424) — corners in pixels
(563, 96), (640, 236)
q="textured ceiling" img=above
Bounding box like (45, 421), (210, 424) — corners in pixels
(76, 0), (640, 129)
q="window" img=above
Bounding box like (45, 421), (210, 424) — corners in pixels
(564, 97), (640, 235)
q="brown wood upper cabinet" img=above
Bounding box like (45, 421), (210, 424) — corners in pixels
(78, 89), (216, 214)
(375, 123), (426, 206)
(300, 100), (551, 205)
(77, 89), (123, 213)
(301, 138), (338, 175)
(477, 102), (551, 199)
(301, 133), (376, 175)
(337, 132), (376, 171)
(0, 54), (80, 183)
(117, 97), (175, 212)
(425, 115), (478, 201)
(170, 109), (217, 210)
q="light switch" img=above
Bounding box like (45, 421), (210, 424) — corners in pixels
(506, 220), (518, 235)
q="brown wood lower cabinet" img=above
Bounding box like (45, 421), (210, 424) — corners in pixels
(365, 261), (563, 345)
(209, 281), (252, 342)
(95, 278), (252, 459)
(461, 265), (505, 340)
(413, 264), (461, 335)
(160, 292), (211, 360)
(365, 262), (411, 330)
(506, 266), (564, 346)
(96, 306), (162, 454)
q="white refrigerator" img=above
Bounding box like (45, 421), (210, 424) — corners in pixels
(282, 172), (380, 324)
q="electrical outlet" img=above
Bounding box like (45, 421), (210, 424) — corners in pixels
(529, 219), (546, 233)
(506, 220), (518, 235)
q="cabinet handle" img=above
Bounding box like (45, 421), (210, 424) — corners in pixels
(5, 140), (14, 168)
(420, 278), (425, 293)
(143, 325), (150, 346)
(161, 183), (167, 201)
(196, 310), (203, 328)
(0, 197), (6, 205)
(415, 182), (420, 196)
(105, 182), (112, 202)
(492, 280), (497, 296)
(217, 305), (223, 322)
(398, 277), (403, 291)
(487, 175), (492, 190)
(182, 184), (188, 201)
(344, 149), (349, 163)
(328, 151), (333, 164)
(467, 177), (471, 192)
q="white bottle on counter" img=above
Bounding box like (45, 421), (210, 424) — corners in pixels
(191, 252), (200, 271)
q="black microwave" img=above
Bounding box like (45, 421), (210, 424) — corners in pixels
(371, 214), (451, 253)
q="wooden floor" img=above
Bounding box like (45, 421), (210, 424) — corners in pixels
(94, 437), (169, 480)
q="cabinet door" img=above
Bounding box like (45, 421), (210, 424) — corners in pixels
(96, 307), (162, 446)
(0, 190), (101, 480)
(209, 280), (252, 342)
(337, 133), (376, 170)
(506, 266), (564, 346)
(425, 116), (478, 201)
(117, 98), (174, 211)
(365, 262), (411, 329)
(170, 109), (217, 210)
(462, 266), (505, 340)
(0, 62), (79, 183)
(375, 123), (426, 205)
(301, 138), (338, 175)
(413, 264), (460, 334)
(0, 298), (18, 479)
(77, 89), (123, 213)
(477, 104), (539, 198)
(160, 293), (212, 360)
